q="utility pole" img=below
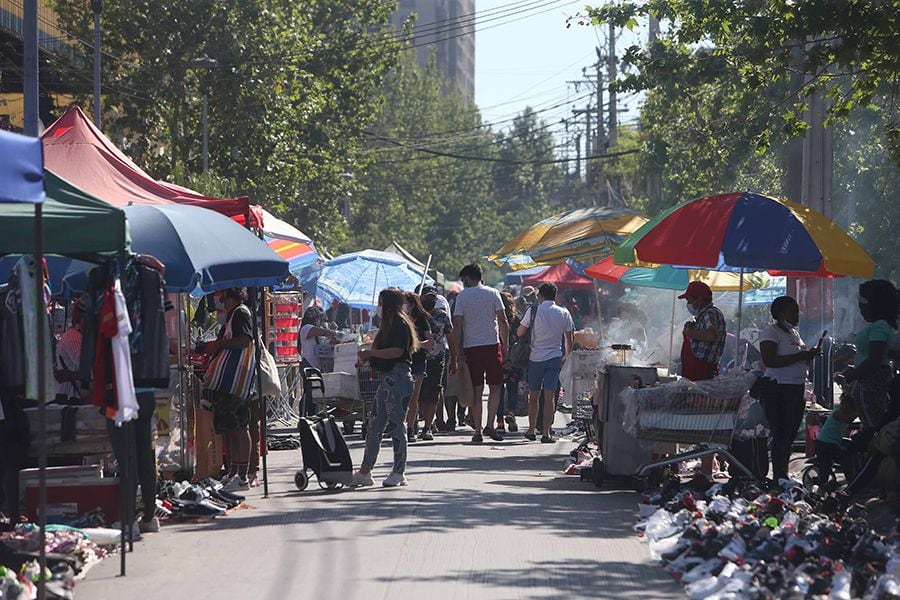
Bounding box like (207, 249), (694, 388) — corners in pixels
(23, 0), (38, 136)
(574, 133), (582, 179)
(607, 23), (620, 204)
(92, 0), (103, 128)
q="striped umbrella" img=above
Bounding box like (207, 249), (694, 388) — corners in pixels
(489, 206), (648, 270)
(260, 208), (319, 273)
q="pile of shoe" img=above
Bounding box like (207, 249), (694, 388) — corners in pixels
(157, 479), (245, 519)
(635, 477), (900, 599)
(564, 442), (598, 476)
(0, 560), (76, 600)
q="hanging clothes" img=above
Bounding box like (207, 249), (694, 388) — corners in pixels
(14, 256), (54, 403)
(90, 281), (139, 425)
(124, 259), (170, 388)
(111, 279), (138, 426)
(0, 289), (25, 388)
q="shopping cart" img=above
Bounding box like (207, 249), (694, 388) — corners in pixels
(625, 374), (757, 490)
(358, 366), (379, 437)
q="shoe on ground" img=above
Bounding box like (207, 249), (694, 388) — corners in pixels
(420, 429), (434, 441)
(383, 472), (408, 487)
(138, 516), (160, 533)
(445, 419), (456, 432)
(223, 476), (250, 492)
(541, 435), (556, 443)
(524, 431), (537, 441)
(434, 419), (447, 432)
(483, 426), (504, 442)
(496, 419), (506, 432)
(471, 433), (483, 443)
(407, 427), (417, 442)
(248, 475), (260, 488)
(351, 471), (374, 487)
(505, 415), (519, 432)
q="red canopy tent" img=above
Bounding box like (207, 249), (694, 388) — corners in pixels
(522, 262), (594, 290)
(41, 106), (262, 227)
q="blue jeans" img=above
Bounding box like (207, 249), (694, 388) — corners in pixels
(527, 356), (563, 392)
(362, 364), (413, 474)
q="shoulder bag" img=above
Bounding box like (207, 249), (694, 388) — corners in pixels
(508, 303), (539, 370)
(203, 306), (257, 400)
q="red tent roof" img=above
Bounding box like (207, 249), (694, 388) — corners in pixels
(41, 106), (262, 227)
(522, 262), (594, 290)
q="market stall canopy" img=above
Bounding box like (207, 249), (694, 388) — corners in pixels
(316, 249), (433, 309)
(504, 265), (548, 286)
(586, 256), (751, 291)
(383, 240), (445, 285)
(522, 262), (594, 290)
(0, 171), (129, 256)
(260, 207), (320, 273)
(41, 106), (263, 227)
(123, 204), (287, 293)
(489, 206), (648, 270)
(0, 129), (45, 203)
(614, 192), (875, 278)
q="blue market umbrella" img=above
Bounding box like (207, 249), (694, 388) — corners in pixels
(0, 255), (92, 297)
(123, 204), (289, 292)
(316, 249), (433, 309)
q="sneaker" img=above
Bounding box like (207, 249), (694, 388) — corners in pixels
(420, 429), (434, 441)
(483, 426), (504, 442)
(471, 433), (483, 443)
(223, 476), (250, 492)
(138, 516), (160, 533)
(496, 419), (506, 432)
(524, 431), (537, 441)
(383, 472), (408, 487)
(407, 427), (417, 442)
(434, 419), (447, 432)
(505, 415), (519, 432)
(541, 435), (556, 444)
(445, 419), (456, 432)
(351, 471), (374, 487)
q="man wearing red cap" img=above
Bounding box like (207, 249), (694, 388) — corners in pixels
(679, 281), (726, 381)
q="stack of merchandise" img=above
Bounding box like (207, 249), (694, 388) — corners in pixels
(156, 479), (246, 520)
(635, 477), (899, 598)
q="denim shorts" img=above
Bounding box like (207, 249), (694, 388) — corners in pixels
(527, 356), (562, 392)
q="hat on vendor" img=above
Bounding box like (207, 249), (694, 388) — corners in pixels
(678, 281), (712, 300)
(521, 285), (537, 301)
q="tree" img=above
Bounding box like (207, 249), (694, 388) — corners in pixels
(588, 0), (900, 165)
(52, 0), (401, 247)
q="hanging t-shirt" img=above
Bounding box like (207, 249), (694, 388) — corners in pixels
(299, 323), (322, 369)
(759, 323), (808, 385)
(112, 280), (139, 426)
(854, 319), (894, 366)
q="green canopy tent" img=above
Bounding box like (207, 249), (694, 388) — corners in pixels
(0, 169), (132, 577)
(0, 170), (130, 256)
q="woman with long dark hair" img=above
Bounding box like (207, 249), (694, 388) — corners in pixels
(404, 291), (434, 441)
(843, 279), (899, 430)
(352, 288), (418, 487)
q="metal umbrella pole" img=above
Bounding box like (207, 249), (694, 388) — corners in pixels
(668, 290), (676, 374)
(735, 269), (745, 370)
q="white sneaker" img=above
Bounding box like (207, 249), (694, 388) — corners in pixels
(382, 472), (408, 487)
(351, 471), (374, 487)
(223, 476), (250, 492)
(139, 516), (160, 533)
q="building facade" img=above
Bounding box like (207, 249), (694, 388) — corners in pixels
(391, 0), (475, 103)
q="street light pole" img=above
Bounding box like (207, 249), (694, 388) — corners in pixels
(187, 56), (219, 172)
(92, 0), (103, 128)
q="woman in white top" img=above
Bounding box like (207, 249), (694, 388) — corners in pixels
(758, 295), (820, 481)
(298, 306), (337, 370)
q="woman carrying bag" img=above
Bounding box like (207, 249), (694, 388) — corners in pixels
(352, 288), (418, 488)
(203, 287), (256, 491)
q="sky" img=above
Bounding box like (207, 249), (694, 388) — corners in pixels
(474, 0), (644, 151)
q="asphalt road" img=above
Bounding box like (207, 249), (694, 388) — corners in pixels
(77, 414), (683, 600)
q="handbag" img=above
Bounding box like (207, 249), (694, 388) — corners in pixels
(508, 303), (538, 370)
(258, 343), (282, 397)
(748, 375), (777, 400)
(202, 306), (257, 400)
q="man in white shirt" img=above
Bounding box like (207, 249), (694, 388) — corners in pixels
(449, 263), (510, 443)
(517, 283), (574, 443)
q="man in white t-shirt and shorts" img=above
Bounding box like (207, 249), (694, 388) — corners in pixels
(517, 282), (574, 442)
(449, 263), (510, 443)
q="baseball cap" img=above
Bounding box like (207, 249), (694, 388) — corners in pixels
(678, 281), (713, 300)
(420, 285), (438, 297)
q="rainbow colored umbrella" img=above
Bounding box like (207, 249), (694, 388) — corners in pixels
(260, 208), (319, 273)
(489, 206), (648, 270)
(586, 255), (751, 291)
(614, 192), (874, 277)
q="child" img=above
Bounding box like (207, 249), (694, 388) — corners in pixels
(814, 401), (858, 481)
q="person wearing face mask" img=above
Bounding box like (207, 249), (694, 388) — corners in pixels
(678, 281), (727, 382)
(759, 295), (820, 481)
